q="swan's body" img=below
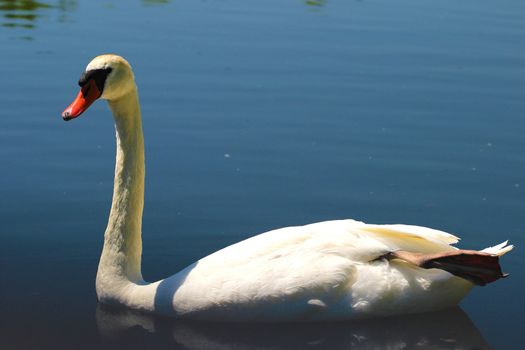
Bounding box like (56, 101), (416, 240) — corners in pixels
(62, 55), (512, 321)
(100, 220), (476, 321)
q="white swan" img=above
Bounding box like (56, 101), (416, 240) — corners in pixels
(62, 54), (513, 321)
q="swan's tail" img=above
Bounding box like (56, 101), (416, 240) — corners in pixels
(481, 240), (514, 256)
(386, 242), (513, 286)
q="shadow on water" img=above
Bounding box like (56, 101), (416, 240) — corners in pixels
(96, 304), (493, 349)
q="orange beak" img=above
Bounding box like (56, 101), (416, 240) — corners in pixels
(62, 79), (102, 121)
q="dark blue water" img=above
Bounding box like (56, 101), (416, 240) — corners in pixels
(1, 0), (524, 348)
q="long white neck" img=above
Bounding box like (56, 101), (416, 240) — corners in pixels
(96, 87), (145, 295)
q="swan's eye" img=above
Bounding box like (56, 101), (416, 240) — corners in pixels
(78, 68), (112, 93)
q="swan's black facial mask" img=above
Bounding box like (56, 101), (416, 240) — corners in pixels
(78, 68), (112, 92)
(62, 68), (112, 121)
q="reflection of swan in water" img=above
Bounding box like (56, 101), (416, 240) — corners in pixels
(96, 305), (493, 350)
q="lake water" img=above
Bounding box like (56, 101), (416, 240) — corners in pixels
(1, 0), (524, 348)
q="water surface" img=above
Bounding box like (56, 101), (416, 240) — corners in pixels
(1, 0), (524, 348)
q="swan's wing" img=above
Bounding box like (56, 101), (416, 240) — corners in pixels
(167, 219), (464, 320)
(358, 222), (459, 253)
(203, 219), (459, 265)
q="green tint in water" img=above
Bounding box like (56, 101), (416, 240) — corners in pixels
(0, 0), (50, 27)
(0, 0), (76, 34)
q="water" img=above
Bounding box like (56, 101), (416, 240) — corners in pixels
(0, 0), (524, 348)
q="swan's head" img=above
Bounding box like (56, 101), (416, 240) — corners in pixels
(62, 54), (135, 121)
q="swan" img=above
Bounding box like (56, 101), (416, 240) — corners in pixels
(61, 54), (513, 321)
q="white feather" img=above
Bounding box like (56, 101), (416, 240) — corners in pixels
(481, 240), (514, 256)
